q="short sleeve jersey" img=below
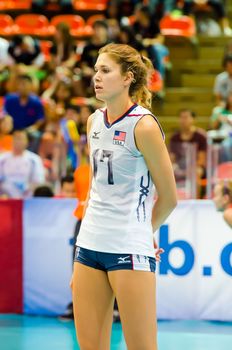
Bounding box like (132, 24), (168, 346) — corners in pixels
(76, 104), (164, 257)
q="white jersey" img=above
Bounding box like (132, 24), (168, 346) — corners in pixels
(76, 104), (164, 257)
(0, 150), (45, 198)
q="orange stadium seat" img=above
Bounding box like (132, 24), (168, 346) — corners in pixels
(51, 15), (88, 38)
(216, 162), (232, 180)
(14, 14), (54, 37)
(73, 0), (107, 11)
(0, 14), (15, 36)
(160, 15), (196, 37)
(0, 0), (31, 10)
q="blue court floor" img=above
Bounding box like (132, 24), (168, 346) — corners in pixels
(0, 314), (231, 350)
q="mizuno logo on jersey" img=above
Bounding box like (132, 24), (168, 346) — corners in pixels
(113, 130), (126, 146)
(92, 131), (100, 139)
(118, 256), (131, 264)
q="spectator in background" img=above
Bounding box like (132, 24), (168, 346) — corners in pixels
(33, 184), (54, 197)
(0, 130), (45, 198)
(0, 116), (13, 153)
(8, 35), (44, 68)
(59, 174), (76, 198)
(182, 0), (232, 36)
(49, 22), (77, 72)
(213, 180), (232, 228)
(42, 74), (73, 122)
(116, 25), (146, 54)
(3, 74), (45, 131)
(210, 91), (232, 132)
(169, 109), (207, 196)
(214, 54), (232, 105)
(132, 5), (170, 78)
(77, 20), (109, 96)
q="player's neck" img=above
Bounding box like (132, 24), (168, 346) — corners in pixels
(106, 96), (134, 124)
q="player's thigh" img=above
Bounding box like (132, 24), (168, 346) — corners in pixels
(72, 262), (115, 350)
(108, 270), (157, 350)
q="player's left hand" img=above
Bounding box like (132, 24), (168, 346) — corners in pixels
(154, 239), (164, 262)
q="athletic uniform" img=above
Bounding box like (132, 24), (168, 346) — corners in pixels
(75, 103), (164, 272)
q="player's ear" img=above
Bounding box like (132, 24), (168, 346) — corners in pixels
(124, 71), (134, 87)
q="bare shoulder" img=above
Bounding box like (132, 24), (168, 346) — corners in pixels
(135, 114), (161, 132)
(135, 114), (164, 149)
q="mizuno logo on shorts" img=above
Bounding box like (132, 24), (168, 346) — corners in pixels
(118, 256), (131, 264)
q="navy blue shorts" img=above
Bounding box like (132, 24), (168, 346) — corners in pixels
(74, 246), (156, 273)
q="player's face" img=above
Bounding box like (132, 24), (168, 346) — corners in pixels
(93, 53), (131, 102)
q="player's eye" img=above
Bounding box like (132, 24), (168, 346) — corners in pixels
(102, 67), (110, 73)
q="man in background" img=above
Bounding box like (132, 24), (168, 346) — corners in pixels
(213, 180), (232, 228)
(0, 130), (45, 198)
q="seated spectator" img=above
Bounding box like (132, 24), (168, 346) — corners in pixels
(132, 5), (170, 78)
(210, 92), (232, 133)
(0, 115), (13, 153)
(8, 35), (44, 68)
(182, 0), (232, 36)
(116, 25), (146, 54)
(33, 184), (54, 197)
(214, 54), (232, 105)
(213, 180), (232, 228)
(3, 74), (45, 131)
(58, 174), (76, 198)
(169, 109), (207, 196)
(48, 23), (76, 73)
(3, 64), (39, 96)
(0, 130), (45, 198)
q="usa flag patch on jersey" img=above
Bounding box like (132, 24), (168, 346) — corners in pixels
(113, 130), (126, 146)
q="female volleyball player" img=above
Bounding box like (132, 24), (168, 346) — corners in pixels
(71, 43), (177, 350)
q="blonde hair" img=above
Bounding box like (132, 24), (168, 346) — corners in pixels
(99, 43), (152, 109)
